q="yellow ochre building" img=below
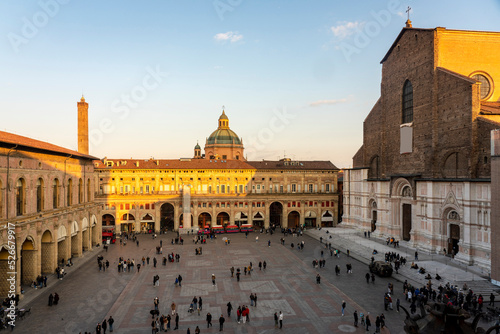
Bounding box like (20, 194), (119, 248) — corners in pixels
(95, 110), (340, 234)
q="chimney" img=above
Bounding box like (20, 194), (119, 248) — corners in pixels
(77, 96), (89, 155)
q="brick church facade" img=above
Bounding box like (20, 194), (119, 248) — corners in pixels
(343, 23), (500, 272)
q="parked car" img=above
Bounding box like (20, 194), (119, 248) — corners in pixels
(369, 261), (393, 277)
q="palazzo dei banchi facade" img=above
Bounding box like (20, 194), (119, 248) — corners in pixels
(0, 97), (339, 299)
(95, 110), (340, 234)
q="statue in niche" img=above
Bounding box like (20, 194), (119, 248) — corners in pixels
(402, 186), (412, 198)
(448, 211), (460, 221)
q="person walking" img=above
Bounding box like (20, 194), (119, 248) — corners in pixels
(254, 294), (258, 307)
(279, 311), (283, 329)
(227, 302), (232, 317)
(274, 312), (278, 328)
(263, 261), (267, 270)
(206, 312), (213, 328)
(353, 310), (358, 327)
(371, 273), (375, 284)
(199, 297), (203, 311)
(365, 313), (371, 332)
(230, 267), (234, 277)
(415, 251), (418, 261)
(153, 257), (157, 268)
(108, 316), (114, 332)
(490, 293), (496, 306)
(102, 319), (107, 334)
(219, 314), (225, 331)
(316, 274), (321, 284)
(178, 274), (183, 287)
(174, 313), (179, 330)
(212, 274), (216, 286)
(341, 300), (346, 316)
(48, 293), (53, 306)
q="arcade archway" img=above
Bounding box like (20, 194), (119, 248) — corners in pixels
(21, 237), (36, 286)
(216, 212), (230, 226)
(270, 202), (283, 227)
(198, 212), (212, 228)
(235, 212), (247, 227)
(160, 203), (175, 231)
(57, 225), (69, 265)
(288, 211), (300, 229)
(41, 230), (55, 274)
(305, 211), (317, 227)
(0, 247), (11, 297)
(253, 212), (264, 228)
(322, 210), (334, 227)
(121, 213), (135, 233)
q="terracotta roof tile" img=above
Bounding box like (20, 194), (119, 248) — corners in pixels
(94, 159), (339, 170)
(0, 130), (97, 160)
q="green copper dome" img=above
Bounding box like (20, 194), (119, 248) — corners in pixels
(207, 129), (242, 145)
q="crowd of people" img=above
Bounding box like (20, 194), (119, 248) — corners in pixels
(33, 225), (499, 333)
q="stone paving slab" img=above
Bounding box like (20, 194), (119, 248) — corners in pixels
(17, 227), (500, 333)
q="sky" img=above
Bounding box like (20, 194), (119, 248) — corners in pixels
(1, 0), (500, 168)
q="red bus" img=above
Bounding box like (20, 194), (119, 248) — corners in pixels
(102, 231), (116, 244)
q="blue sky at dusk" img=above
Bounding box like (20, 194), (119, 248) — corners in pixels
(1, 0), (499, 167)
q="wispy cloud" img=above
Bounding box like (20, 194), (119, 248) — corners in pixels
(214, 31), (243, 43)
(330, 21), (364, 40)
(309, 98), (349, 107)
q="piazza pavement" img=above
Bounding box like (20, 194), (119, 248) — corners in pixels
(11, 226), (500, 334)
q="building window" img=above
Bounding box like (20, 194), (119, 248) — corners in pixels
(16, 178), (26, 216)
(221, 185), (226, 193)
(78, 179), (83, 203)
(308, 184), (313, 193)
(146, 185), (150, 193)
(326, 183), (330, 192)
(471, 73), (492, 100)
(292, 184), (296, 193)
(53, 178), (59, 208)
(280, 185), (283, 193)
(402, 80), (413, 124)
(87, 179), (91, 202)
(67, 178), (73, 206)
(35, 178), (44, 212)
(239, 185), (243, 193)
